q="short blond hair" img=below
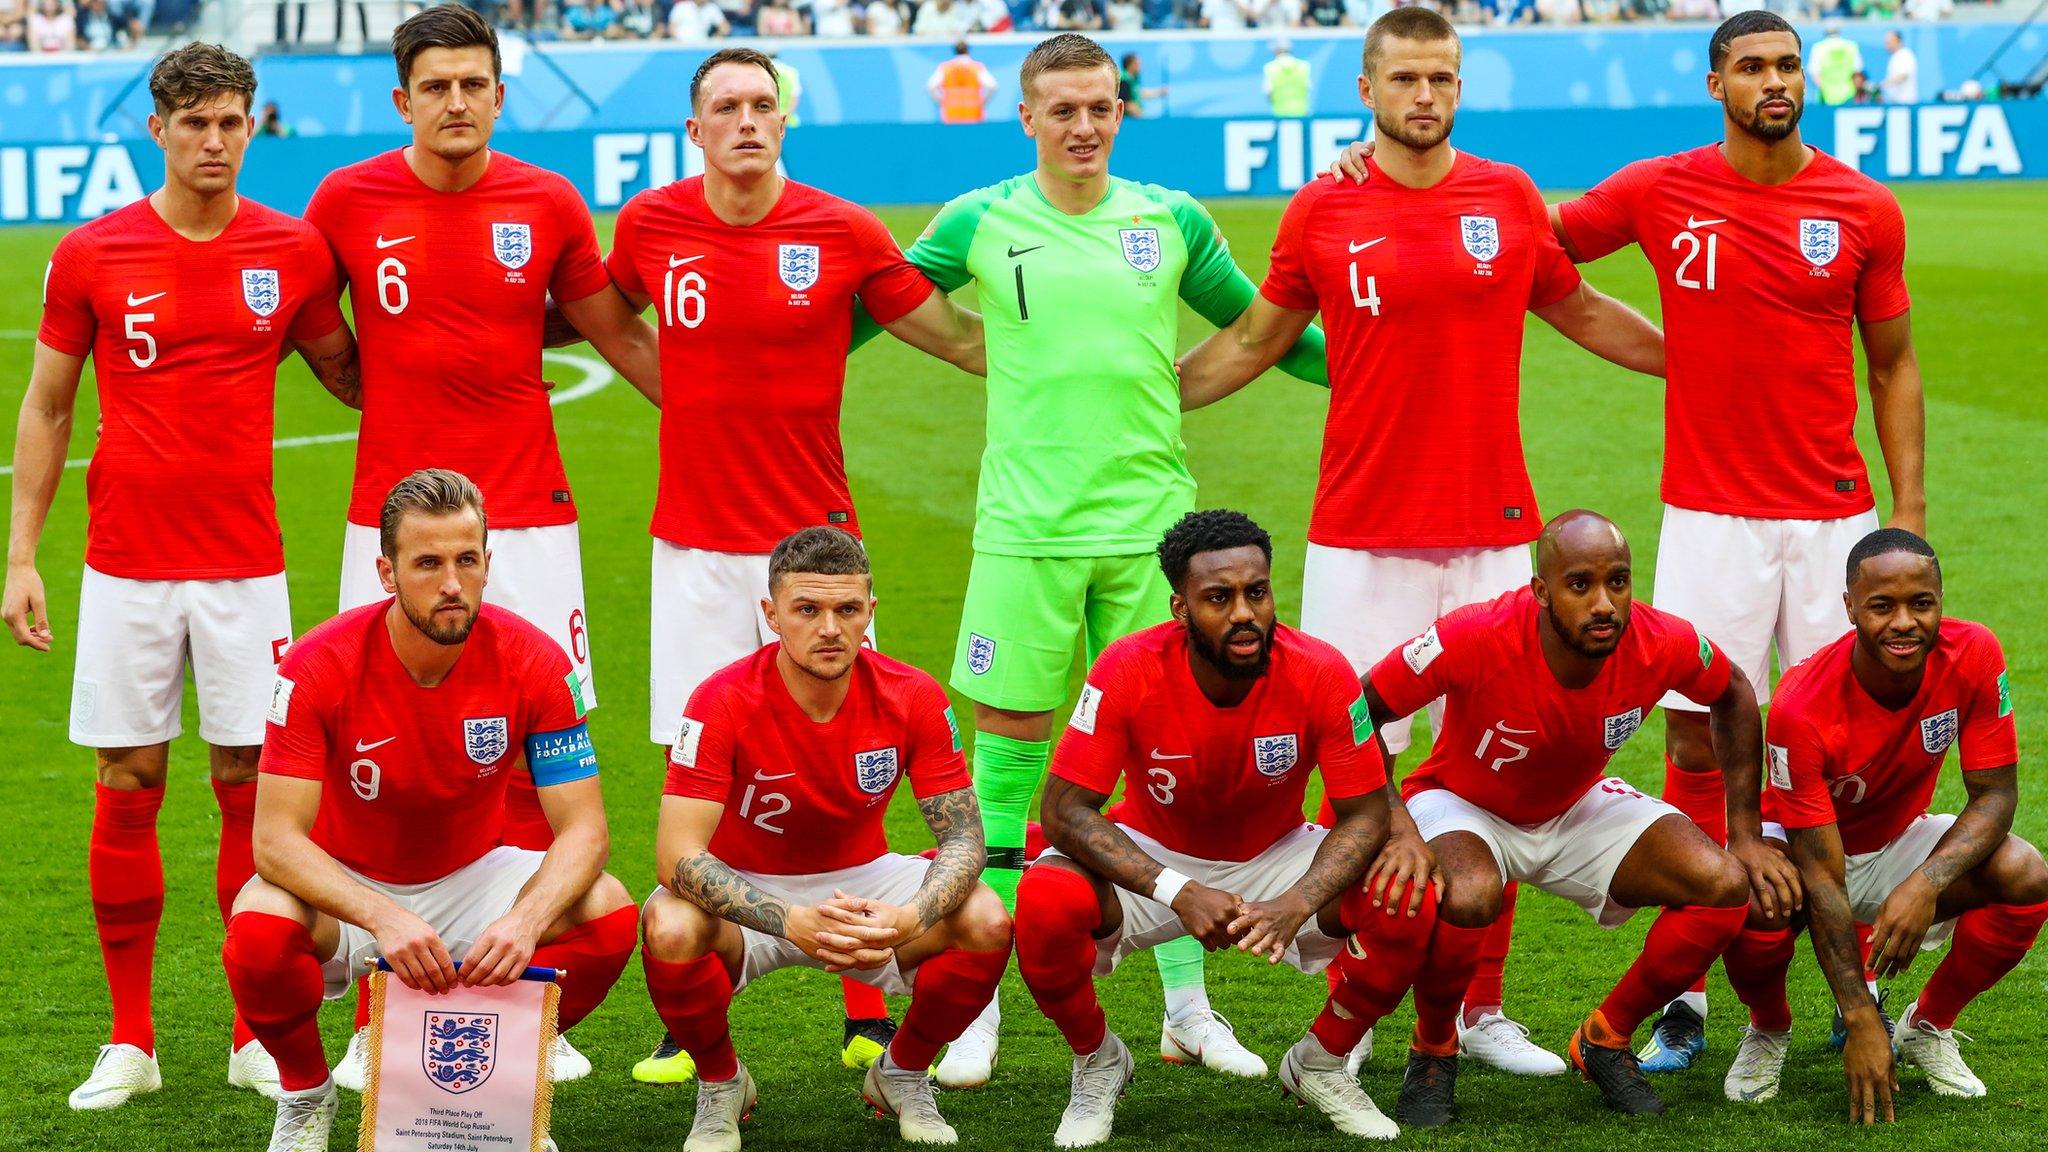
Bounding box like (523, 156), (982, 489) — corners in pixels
(379, 468), (487, 560)
(149, 42), (257, 116)
(1020, 33), (1115, 100)
(1362, 7), (1460, 77)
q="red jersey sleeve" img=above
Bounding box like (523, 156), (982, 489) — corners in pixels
(1048, 654), (1138, 798)
(1521, 174), (1582, 310)
(286, 231), (346, 342)
(301, 173), (352, 289)
(904, 677), (973, 799)
(1663, 619), (1736, 708)
(848, 204), (935, 326)
(1765, 707), (1837, 832)
(546, 179), (613, 305)
(1309, 658), (1387, 801)
(1367, 606), (1487, 721)
(1854, 188), (1912, 325)
(259, 648), (333, 783)
(1258, 181), (1320, 312)
(605, 192), (649, 299)
(519, 627), (583, 735)
(663, 683), (741, 802)
(38, 230), (96, 357)
(1957, 631), (2018, 771)
(1557, 158), (1657, 263)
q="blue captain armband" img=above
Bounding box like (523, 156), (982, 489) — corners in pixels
(527, 722), (599, 787)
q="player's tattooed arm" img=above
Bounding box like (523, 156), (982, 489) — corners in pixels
(1042, 774), (1169, 895)
(1293, 788), (1388, 912)
(671, 850), (791, 937)
(1788, 824), (1877, 1016)
(293, 325), (363, 410)
(909, 786), (987, 931)
(1867, 764), (2017, 978)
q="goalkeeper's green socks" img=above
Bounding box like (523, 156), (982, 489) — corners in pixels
(971, 730), (1049, 911)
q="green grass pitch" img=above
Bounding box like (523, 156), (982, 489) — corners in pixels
(1, 181), (2044, 1152)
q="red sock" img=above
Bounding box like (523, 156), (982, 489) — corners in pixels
(1025, 821), (1050, 863)
(211, 779), (261, 1050)
(1015, 865), (1106, 1054)
(91, 783), (165, 1053)
(1415, 921), (1489, 1052)
(1723, 925), (1796, 1032)
(498, 770), (555, 852)
(1663, 759), (1727, 845)
(843, 977), (888, 1020)
(222, 912), (329, 1091)
(1462, 882), (1516, 1014)
(894, 947), (1011, 1071)
(1856, 922), (1878, 983)
(1916, 900), (2048, 1029)
(354, 976), (372, 1030)
(1310, 886), (1437, 1056)
(531, 906), (637, 1032)
(645, 953), (738, 1081)
(1599, 905), (1746, 1038)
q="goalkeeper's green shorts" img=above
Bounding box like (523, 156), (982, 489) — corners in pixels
(949, 550), (1172, 714)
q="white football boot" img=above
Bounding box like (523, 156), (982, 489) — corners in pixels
(1160, 1008), (1268, 1078)
(1053, 1032), (1134, 1149)
(68, 1043), (162, 1111)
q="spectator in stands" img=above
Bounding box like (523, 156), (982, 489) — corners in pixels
(913, 0), (974, 34)
(1535, 0), (1581, 21)
(1199, 0), (1252, 28)
(1251, 0), (1294, 25)
(563, 0), (617, 38)
(718, 0), (757, 34)
(1811, 21), (1865, 105)
(1106, 0), (1143, 26)
(770, 47), (803, 121)
(974, 0), (1012, 30)
(1906, 0), (1948, 21)
(1881, 28), (1919, 103)
(258, 101), (292, 136)
(27, 0), (73, 51)
(669, 0), (729, 39)
(1263, 38), (1310, 116)
(811, 0), (858, 33)
(0, 0), (23, 49)
(1039, 0), (1102, 28)
(618, 0), (667, 36)
(1301, 0), (1350, 27)
(1663, 0), (1718, 19)
(864, 0), (908, 32)
(105, 0), (145, 42)
(75, 0), (111, 47)
(1481, 0), (1534, 22)
(758, 0), (807, 32)
(928, 39), (997, 121)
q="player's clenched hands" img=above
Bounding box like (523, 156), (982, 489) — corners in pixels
(1364, 827), (1438, 917)
(1868, 872), (1940, 978)
(1730, 836), (1803, 923)
(2, 564), (52, 651)
(460, 914), (542, 987)
(1229, 892), (1312, 964)
(796, 894), (899, 972)
(373, 906), (459, 993)
(1841, 1010), (1898, 1125)
(1171, 881), (1245, 950)
(1325, 139), (1376, 184)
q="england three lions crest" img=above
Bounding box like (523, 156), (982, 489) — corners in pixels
(854, 746), (900, 795)
(1460, 215), (1501, 262)
(1920, 708), (1959, 755)
(240, 269), (280, 318)
(1252, 733), (1299, 778)
(422, 1011), (497, 1094)
(1799, 218), (1840, 267)
(1119, 227), (1162, 274)
(779, 244), (821, 291)
(966, 632), (996, 676)
(463, 716), (510, 767)
(492, 222), (533, 270)
(1603, 707), (1644, 751)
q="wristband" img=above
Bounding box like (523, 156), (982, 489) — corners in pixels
(1152, 868), (1192, 907)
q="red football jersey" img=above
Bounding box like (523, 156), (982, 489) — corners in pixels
(1559, 145), (1911, 519)
(39, 197), (343, 579)
(608, 178), (933, 552)
(664, 645), (971, 876)
(261, 603), (585, 884)
(1764, 620), (2014, 856)
(304, 149), (612, 529)
(1261, 154), (1581, 549)
(1371, 588), (1733, 826)
(1050, 622), (1387, 862)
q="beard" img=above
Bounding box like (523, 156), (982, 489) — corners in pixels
(1187, 618), (1272, 681)
(1374, 105), (1454, 151)
(1734, 94), (1802, 142)
(401, 594), (479, 646)
(1544, 607), (1625, 658)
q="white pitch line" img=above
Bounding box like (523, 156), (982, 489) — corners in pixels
(0, 349), (614, 475)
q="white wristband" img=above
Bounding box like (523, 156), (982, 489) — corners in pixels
(1152, 868), (1192, 908)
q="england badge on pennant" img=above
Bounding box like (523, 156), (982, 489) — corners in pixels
(854, 746), (900, 794)
(463, 716), (510, 767)
(1252, 733), (1298, 778)
(240, 268), (280, 318)
(1119, 227), (1162, 273)
(1460, 215), (1501, 262)
(1920, 708), (1959, 755)
(491, 222), (533, 270)
(1603, 707), (1644, 750)
(1798, 218), (1840, 267)
(778, 243), (820, 291)
(422, 1011), (497, 1094)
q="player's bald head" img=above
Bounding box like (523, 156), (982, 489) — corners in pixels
(1535, 510), (1629, 580)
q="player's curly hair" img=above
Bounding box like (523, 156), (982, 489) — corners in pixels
(1846, 528), (1940, 588)
(391, 4), (500, 89)
(1157, 510), (1272, 591)
(768, 526), (871, 595)
(149, 42), (256, 116)
(379, 468), (487, 560)
(1709, 10), (1798, 72)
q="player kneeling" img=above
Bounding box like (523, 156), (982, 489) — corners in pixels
(1016, 511), (1436, 1146)
(643, 527), (1011, 1151)
(1720, 530), (2048, 1119)
(221, 470), (639, 1152)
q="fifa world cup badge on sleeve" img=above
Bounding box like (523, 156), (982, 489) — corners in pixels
(1070, 683), (1102, 735)
(360, 970), (560, 1152)
(1767, 744), (1791, 791)
(1402, 625), (1443, 674)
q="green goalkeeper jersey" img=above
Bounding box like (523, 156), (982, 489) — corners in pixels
(905, 173), (1326, 558)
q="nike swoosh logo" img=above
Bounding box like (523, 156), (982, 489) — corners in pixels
(374, 235), (414, 249)
(1149, 749), (1192, 761)
(1685, 216), (1726, 229)
(668, 254), (705, 268)
(1348, 238), (1385, 253)
(752, 770), (796, 781)
(1006, 245), (1044, 258)
(125, 291), (166, 306)
(355, 736), (396, 752)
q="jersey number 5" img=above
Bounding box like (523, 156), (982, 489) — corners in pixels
(124, 311), (157, 368)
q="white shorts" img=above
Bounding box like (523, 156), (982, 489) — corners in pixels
(648, 541), (877, 744)
(341, 521), (595, 707)
(69, 566), (292, 748)
(707, 854), (931, 996)
(324, 845), (545, 998)
(1300, 542), (1529, 754)
(1762, 813), (1958, 949)
(1408, 779), (1681, 928)
(1652, 506), (1879, 710)
(1039, 823), (1346, 976)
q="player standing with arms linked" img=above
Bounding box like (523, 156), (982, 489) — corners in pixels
(4, 42), (358, 1110)
(877, 33), (1330, 1087)
(601, 46), (985, 1083)
(303, 6), (661, 1085)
